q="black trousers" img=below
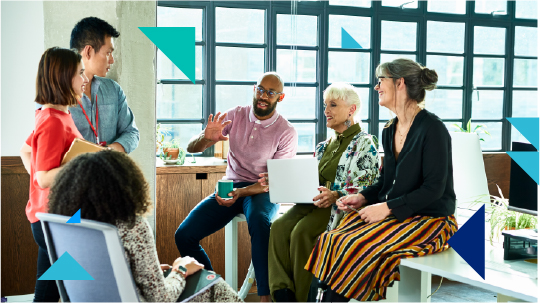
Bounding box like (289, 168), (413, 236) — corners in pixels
(31, 221), (60, 302)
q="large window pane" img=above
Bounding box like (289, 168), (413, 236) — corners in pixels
(157, 46), (203, 80)
(280, 87), (316, 119)
(216, 8), (264, 44)
(424, 89), (463, 119)
(292, 123), (316, 152)
(426, 55), (463, 86)
(427, 0), (466, 14)
(381, 21), (417, 51)
(512, 90), (538, 117)
(157, 85), (202, 119)
(276, 50), (317, 83)
(513, 59), (538, 88)
(516, 0), (538, 19)
(157, 7), (203, 41)
(216, 47), (264, 81)
(162, 123), (203, 152)
(474, 27), (506, 55)
(328, 52), (370, 84)
(475, 0), (507, 15)
(382, 0), (417, 9)
(473, 58), (505, 87)
(216, 85), (253, 114)
(515, 27), (538, 57)
(471, 90), (503, 119)
(427, 21), (465, 54)
(478, 122), (502, 150)
(380, 53), (416, 63)
(329, 15), (371, 49)
(277, 14), (318, 46)
(329, 0), (371, 7)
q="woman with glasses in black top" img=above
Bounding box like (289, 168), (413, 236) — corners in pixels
(306, 58), (458, 302)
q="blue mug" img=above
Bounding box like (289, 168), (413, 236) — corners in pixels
(217, 180), (233, 199)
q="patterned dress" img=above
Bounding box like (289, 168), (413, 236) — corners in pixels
(315, 131), (380, 231)
(117, 216), (243, 302)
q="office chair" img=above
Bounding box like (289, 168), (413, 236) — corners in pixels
(36, 212), (139, 302)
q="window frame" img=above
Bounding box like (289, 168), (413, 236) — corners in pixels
(156, 0), (537, 154)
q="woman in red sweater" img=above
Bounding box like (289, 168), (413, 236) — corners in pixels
(20, 47), (88, 302)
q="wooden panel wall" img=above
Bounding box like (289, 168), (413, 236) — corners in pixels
(0, 153), (511, 296)
(1, 157), (38, 296)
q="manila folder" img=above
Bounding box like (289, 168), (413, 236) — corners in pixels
(61, 138), (105, 165)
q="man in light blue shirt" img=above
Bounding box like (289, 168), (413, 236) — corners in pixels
(69, 17), (139, 153)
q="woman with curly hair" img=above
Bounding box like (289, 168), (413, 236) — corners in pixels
(48, 150), (242, 302)
(19, 47), (88, 302)
(306, 59), (458, 301)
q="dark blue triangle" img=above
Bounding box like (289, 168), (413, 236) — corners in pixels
(341, 28), (362, 49)
(448, 204), (485, 279)
(66, 209), (81, 223)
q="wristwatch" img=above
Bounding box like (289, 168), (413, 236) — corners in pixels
(172, 265), (188, 278)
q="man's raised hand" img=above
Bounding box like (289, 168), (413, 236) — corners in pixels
(204, 112), (232, 142)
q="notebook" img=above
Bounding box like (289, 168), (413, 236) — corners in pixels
(267, 158), (320, 203)
(61, 138), (105, 165)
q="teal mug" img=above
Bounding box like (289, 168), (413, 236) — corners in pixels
(217, 180), (233, 199)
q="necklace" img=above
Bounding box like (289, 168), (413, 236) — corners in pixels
(397, 107), (421, 145)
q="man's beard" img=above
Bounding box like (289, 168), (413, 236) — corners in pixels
(252, 97), (278, 117)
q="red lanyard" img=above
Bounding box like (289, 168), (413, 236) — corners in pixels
(78, 95), (105, 146)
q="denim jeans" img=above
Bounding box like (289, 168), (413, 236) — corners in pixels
(31, 221), (60, 302)
(175, 182), (279, 296)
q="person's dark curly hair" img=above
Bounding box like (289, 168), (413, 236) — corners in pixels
(48, 150), (152, 225)
(70, 17), (120, 53)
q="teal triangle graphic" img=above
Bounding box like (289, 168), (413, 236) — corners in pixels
(39, 252), (94, 280)
(66, 209), (81, 223)
(448, 205), (485, 279)
(506, 152), (539, 184)
(506, 117), (539, 150)
(139, 27), (195, 83)
(341, 28), (362, 49)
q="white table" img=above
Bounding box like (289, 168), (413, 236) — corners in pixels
(398, 247), (538, 302)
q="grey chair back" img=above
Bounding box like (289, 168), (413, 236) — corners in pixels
(36, 213), (139, 302)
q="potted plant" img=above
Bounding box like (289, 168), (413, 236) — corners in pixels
(471, 185), (538, 245)
(451, 118), (491, 141)
(156, 123), (170, 153)
(161, 139), (187, 164)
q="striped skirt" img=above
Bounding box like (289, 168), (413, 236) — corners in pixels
(305, 212), (458, 301)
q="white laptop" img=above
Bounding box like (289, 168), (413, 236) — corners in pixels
(267, 158), (319, 203)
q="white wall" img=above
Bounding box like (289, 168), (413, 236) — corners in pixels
(1, 1), (45, 156)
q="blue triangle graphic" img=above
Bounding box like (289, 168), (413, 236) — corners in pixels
(66, 209), (81, 223)
(139, 27), (195, 83)
(506, 117), (539, 150)
(39, 252), (94, 280)
(448, 204), (485, 279)
(341, 28), (362, 49)
(507, 152), (539, 184)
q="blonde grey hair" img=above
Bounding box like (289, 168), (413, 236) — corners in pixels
(257, 71), (284, 91)
(323, 82), (361, 120)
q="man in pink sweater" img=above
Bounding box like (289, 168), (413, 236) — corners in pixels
(175, 72), (298, 302)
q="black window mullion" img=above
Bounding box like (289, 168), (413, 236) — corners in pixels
(371, 1), (381, 138)
(503, 0), (517, 151)
(318, 2), (329, 143)
(462, 0), (475, 131)
(203, 2), (215, 157)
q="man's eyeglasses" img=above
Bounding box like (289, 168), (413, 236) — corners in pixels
(255, 85), (282, 98)
(376, 76), (394, 87)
